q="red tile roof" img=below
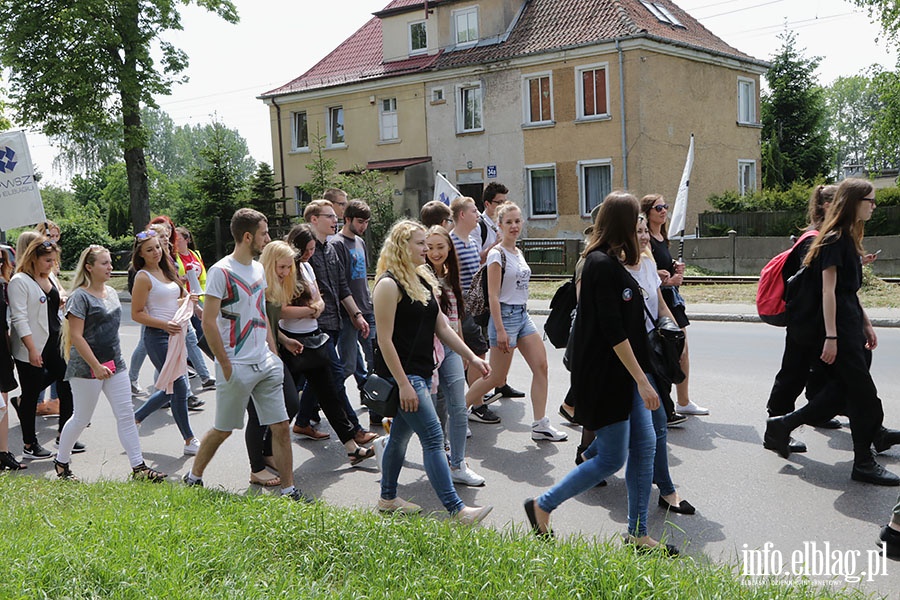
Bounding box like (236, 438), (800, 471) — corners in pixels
(261, 0), (763, 98)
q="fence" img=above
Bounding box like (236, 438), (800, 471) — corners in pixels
(516, 238), (583, 275)
(699, 206), (900, 237)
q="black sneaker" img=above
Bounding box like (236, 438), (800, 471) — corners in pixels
(496, 384), (525, 398)
(283, 488), (315, 504)
(182, 472), (204, 487)
(0, 451), (26, 470)
(482, 391), (502, 405)
(187, 395), (206, 411)
(56, 438), (86, 454)
(667, 413), (687, 427)
(468, 405), (501, 424)
(23, 443), (52, 459)
(201, 378), (216, 390)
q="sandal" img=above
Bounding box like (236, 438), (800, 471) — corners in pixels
(132, 463), (167, 482)
(347, 446), (375, 466)
(263, 455), (279, 473)
(0, 451), (26, 471)
(53, 459), (78, 481)
(249, 469), (281, 487)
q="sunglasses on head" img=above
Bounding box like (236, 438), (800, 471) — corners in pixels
(135, 230), (158, 241)
(652, 204), (670, 212)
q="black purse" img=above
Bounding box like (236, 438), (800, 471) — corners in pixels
(643, 302), (686, 387)
(362, 317), (426, 418)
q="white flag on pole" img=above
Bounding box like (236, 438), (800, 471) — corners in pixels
(0, 130), (46, 230)
(433, 172), (460, 205)
(668, 134), (694, 239)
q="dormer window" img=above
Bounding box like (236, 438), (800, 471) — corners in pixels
(640, 1), (684, 27)
(409, 20), (427, 55)
(454, 7), (479, 47)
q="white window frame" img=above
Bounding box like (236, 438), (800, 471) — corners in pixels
(457, 82), (483, 133)
(526, 163), (558, 219)
(575, 62), (610, 121)
(326, 105), (345, 147)
(577, 159), (613, 216)
(409, 20), (427, 55)
(522, 72), (554, 126)
(640, 1), (684, 27)
(379, 97), (399, 141)
(290, 111), (308, 151)
(453, 6), (479, 47)
(738, 160), (756, 195)
(737, 77), (756, 124)
(431, 87), (445, 103)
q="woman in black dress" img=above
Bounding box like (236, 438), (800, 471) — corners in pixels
(765, 178), (899, 485)
(642, 194), (707, 421)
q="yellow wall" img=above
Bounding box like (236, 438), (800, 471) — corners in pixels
(522, 47), (762, 238)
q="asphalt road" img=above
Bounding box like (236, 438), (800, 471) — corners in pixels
(7, 312), (900, 597)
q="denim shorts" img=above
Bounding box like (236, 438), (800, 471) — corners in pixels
(488, 303), (538, 349)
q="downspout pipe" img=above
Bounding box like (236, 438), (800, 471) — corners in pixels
(272, 96), (287, 202)
(616, 39), (628, 189)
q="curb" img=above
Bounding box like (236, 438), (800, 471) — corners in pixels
(529, 307), (900, 328)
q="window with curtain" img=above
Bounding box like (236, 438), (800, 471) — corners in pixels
(528, 167), (557, 216)
(581, 162), (612, 215)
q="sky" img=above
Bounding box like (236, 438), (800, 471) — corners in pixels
(19, 0), (898, 187)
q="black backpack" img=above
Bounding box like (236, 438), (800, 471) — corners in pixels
(784, 261), (823, 339)
(544, 276), (577, 348)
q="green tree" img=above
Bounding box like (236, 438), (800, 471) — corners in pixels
(248, 162), (282, 221)
(823, 74), (881, 176)
(179, 119), (248, 260)
(869, 67), (900, 172)
(300, 131), (337, 201)
(761, 31), (831, 189)
(851, 0), (900, 44)
(0, 0), (238, 234)
(337, 169), (396, 261)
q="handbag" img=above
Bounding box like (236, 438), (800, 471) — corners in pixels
(279, 329), (330, 373)
(362, 315), (426, 418)
(643, 302), (686, 387)
(361, 374), (400, 418)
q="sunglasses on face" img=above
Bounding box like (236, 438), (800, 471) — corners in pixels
(135, 230), (158, 241)
(653, 204), (669, 212)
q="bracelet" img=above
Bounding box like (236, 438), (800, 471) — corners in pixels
(825, 336), (838, 340)
(353, 311), (363, 318)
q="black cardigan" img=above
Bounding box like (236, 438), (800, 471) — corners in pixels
(570, 249), (652, 430)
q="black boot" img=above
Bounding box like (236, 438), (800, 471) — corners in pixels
(851, 457), (900, 486)
(764, 416), (795, 458)
(873, 427), (900, 454)
(879, 525), (900, 560)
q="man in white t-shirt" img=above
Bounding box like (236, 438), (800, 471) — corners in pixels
(184, 208), (309, 502)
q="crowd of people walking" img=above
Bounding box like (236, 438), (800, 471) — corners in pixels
(0, 179), (897, 559)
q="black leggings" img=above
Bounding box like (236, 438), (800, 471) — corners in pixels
(245, 366), (301, 473)
(13, 338), (74, 445)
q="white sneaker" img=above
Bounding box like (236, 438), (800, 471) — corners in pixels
(453, 504), (493, 525)
(377, 496), (422, 514)
(373, 435), (389, 472)
(451, 461), (486, 487)
(531, 417), (568, 442)
(183, 438), (201, 456)
(676, 400), (709, 416)
(466, 425), (472, 438)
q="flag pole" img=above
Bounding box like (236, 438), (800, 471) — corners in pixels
(669, 134), (694, 261)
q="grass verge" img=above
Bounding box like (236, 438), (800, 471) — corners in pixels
(0, 475), (863, 599)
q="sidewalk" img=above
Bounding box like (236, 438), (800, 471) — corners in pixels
(526, 298), (900, 327)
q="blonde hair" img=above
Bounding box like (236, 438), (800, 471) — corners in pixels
(62, 245), (110, 360)
(37, 220), (60, 237)
(16, 238), (59, 277)
(376, 220), (437, 305)
(15, 230), (42, 259)
(260, 241), (297, 307)
(496, 202), (521, 224)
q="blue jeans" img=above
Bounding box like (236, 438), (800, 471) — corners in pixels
(338, 313), (376, 389)
(134, 328), (193, 441)
(185, 321), (210, 381)
(538, 379), (656, 536)
(435, 345), (468, 469)
(297, 329), (361, 431)
(381, 375), (465, 514)
(650, 374), (676, 497)
(130, 327), (147, 384)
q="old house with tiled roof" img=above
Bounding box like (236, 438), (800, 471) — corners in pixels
(260, 0), (767, 238)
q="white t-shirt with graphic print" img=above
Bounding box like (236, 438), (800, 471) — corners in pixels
(205, 255), (270, 365)
(486, 245), (531, 306)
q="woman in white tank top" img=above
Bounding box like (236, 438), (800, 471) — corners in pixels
(130, 229), (200, 456)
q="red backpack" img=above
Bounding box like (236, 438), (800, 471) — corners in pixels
(756, 230), (818, 326)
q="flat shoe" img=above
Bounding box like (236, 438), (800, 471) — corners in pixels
(354, 430), (378, 445)
(523, 498), (553, 538)
(658, 495), (696, 515)
(558, 404), (576, 424)
(249, 470), (281, 487)
(348, 445), (375, 466)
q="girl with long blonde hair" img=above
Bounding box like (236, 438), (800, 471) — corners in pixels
(373, 219), (492, 523)
(53, 246), (166, 481)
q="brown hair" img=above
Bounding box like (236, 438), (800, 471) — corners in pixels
(583, 191), (640, 265)
(640, 194), (668, 241)
(230, 208), (267, 243)
(804, 178), (873, 266)
(425, 225), (464, 318)
(344, 199), (371, 221)
(806, 184), (839, 231)
(303, 199), (333, 221)
(420, 200), (452, 227)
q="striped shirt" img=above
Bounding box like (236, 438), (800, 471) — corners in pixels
(451, 230), (481, 293)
